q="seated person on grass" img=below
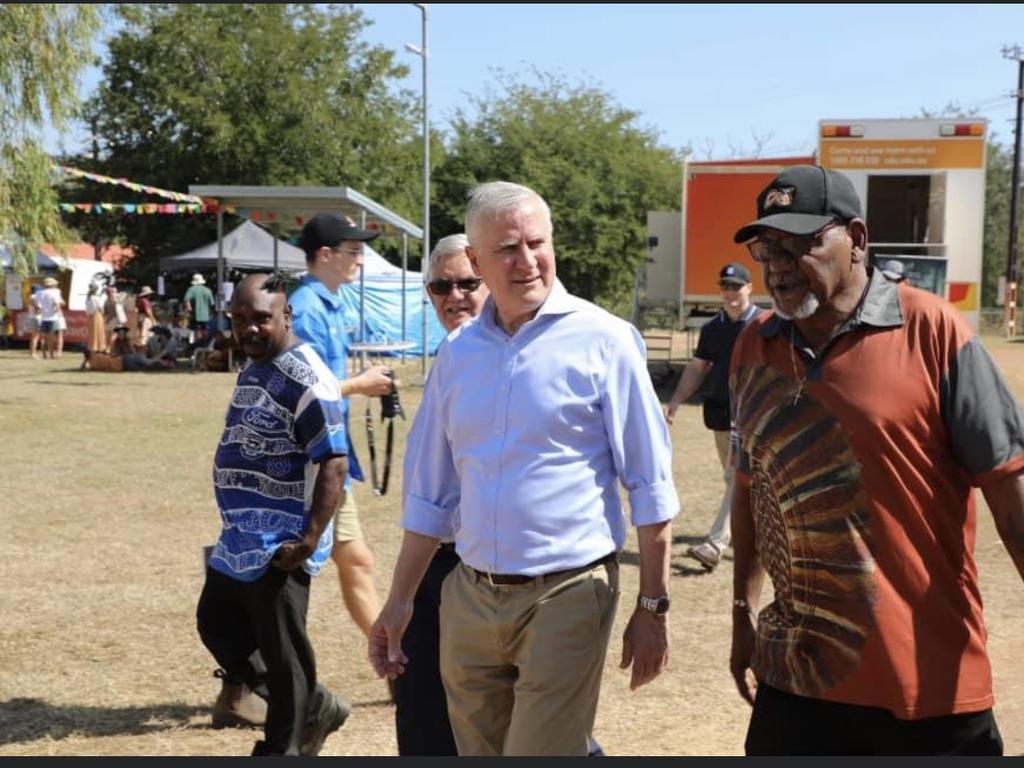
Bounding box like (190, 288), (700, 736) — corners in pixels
(82, 325), (170, 372)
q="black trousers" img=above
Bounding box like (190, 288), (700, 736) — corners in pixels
(393, 543), (461, 756)
(745, 683), (1003, 756)
(197, 565), (326, 755)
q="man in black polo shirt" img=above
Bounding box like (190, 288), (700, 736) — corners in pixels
(663, 262), (762, 571)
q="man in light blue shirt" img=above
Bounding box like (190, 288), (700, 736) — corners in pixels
(370, 182), (679, 756)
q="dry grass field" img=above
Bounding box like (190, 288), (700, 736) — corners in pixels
(1, 338), (1022, 756)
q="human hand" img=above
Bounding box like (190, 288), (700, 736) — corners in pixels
(272, 537), (316, 572)
(619, 608), (669, 691)
(358, 365), (399, 397)
(368, 597), (414, 680)
(662, 402), (679, 425)
(730, 607), (758, 706)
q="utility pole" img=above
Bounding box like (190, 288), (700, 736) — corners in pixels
(406, 4), (429, 380)
(1002, 44), (1024, 337)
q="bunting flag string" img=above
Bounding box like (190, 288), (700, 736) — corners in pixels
(54, 194), (397, 235)
(57, 202), (205, 215)
(54, 164), (205, 204)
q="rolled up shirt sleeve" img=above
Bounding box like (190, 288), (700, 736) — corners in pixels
(601, 324), (680, 527)
(401, 353), (459, 539)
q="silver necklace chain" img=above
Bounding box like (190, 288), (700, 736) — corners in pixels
(789, 325), (806, 405)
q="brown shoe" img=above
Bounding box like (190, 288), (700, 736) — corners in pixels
(212, 669), (267, 729)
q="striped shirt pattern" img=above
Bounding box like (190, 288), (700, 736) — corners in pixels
(209, 343), (347, 582)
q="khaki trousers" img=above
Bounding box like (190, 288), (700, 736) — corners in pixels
(707, 429), (734, 549)
(439, 558), (619, 756)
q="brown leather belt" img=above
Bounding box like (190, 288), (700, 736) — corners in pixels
(470, 551), (617, 587)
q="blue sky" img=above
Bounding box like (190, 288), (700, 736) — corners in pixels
(47, 4), (1024, 159)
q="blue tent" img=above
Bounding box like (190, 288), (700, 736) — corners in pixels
(338, 267), (448, 358)
(0, 245), (59, 271)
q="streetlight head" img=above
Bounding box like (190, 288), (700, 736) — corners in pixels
(405, 42), (422, 56)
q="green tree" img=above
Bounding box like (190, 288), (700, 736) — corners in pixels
(982, 139), (1014, 308)
(0, 4), (100, 274)
(434, 70), (683, 315)
(75, 3), (424, 286)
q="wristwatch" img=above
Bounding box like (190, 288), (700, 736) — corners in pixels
(637, 594), (671, 615)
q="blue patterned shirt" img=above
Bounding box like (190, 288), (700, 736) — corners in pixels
(209, 343), (348, 582)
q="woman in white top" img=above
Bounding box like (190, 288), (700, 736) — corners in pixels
(32, 277), (65, 359)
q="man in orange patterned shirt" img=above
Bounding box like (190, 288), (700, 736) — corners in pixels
(728, 165), (1024, 755)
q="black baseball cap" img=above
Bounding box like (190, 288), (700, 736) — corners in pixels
(718, 262), (751, 285)
(733, 165), (862, 243)
(298, 212), (380, 257)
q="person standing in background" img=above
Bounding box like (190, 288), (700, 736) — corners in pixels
(33, 276), (65, 360)
(136, 285), (158, 354)
(663, 262), (762, 572)
(184, 273), (215, 347)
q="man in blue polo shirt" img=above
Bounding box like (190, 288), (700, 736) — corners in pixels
(663, 262), (762, 571)
(289, 213), (397, 639)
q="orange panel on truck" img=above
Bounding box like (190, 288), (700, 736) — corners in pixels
(686, 173), (770, 296)
(685, 158), (813, 299)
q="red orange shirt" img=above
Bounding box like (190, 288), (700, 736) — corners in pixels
(730, 270), (1024, 719)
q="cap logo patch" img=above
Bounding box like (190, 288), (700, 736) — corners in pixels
(764, 187), (795, 209)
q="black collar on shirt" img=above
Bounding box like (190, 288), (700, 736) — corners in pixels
(759, 267), (904, 342)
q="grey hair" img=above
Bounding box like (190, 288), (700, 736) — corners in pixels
(428, 234), (471, 279)
(464, 181), (551, 245)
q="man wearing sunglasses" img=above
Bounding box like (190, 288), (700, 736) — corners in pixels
(727, 165), (1024, 755)
(425, 233), (491, 334)
(371, 182), (678, 755)
(663, 261), (761, 572)
(391, 233), (487, 756)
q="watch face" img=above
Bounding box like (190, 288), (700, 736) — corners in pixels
(640, 595), (670, 614)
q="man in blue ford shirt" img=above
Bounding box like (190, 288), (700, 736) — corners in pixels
(369, 182), (679, 755)
(196, 274), (350, 756)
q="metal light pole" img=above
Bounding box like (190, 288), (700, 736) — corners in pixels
(406, 4), (429, 378)
(1003, 44), (1024, 338)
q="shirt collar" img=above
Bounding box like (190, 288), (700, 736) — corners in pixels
(300, 274), (344, 308)
(759, 267), (904, 340)
(724, 303), (759, 324)
(479, 278), (580, 336)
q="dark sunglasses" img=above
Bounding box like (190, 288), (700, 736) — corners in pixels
(746, 220), (842, 263)
(427, 277), (483, 297)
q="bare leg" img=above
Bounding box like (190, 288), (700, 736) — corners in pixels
(329, 540), (380, 637)
(56, 330), (64, 359)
